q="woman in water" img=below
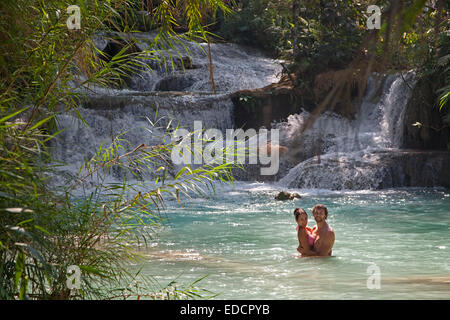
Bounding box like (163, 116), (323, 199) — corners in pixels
(294, 208), (316, 256)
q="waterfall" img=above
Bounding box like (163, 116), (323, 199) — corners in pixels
(84, 33), (282, 94)
(51, 34), (282, 188)
(54, 32), (445, 190)
(277, 71), (418, 190)
(129, 34), (282, 93)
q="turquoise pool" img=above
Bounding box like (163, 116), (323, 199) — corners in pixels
(139, 182), (450, 299)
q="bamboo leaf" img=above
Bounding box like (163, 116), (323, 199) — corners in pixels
(25, 114), (54, 132)
(0, 107), (28, 124)
(14, 251), (25, 292)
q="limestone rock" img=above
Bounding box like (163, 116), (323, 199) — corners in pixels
(275, 191), (301, 200)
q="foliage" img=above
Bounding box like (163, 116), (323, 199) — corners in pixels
(291, 0), (369, 74)
(219, 1), (446, 65)
(218, 0), (449, 149)
(217, 0), (293, 56)
(435, 35), (450, 113)
(217, 0), (369, 67)
(0, 0), (233, 300)
(218, 0), (448, 80)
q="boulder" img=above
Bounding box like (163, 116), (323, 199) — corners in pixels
(275, 191), (301, 200)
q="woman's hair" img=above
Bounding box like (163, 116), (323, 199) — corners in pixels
(312, 204), (328, 218)
(293, 208), (307, 221)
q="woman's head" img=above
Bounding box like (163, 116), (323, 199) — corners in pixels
(294, 208), (308, 227)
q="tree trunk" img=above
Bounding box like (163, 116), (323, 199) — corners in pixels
(207, 39), (217, 94)
(292, 0), (300, 60)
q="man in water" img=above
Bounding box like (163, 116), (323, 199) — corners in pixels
(297, 204), (335, 257)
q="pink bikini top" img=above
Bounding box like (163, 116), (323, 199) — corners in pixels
(296, 226), (316, 247)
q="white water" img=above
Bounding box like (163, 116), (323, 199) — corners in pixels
(51, 35), (282, 188)
(129, 34), (283, 93)
(56, 33), (429, 191)
(84, 33), (282, 94)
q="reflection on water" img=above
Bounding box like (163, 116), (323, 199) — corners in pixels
(138, 182), (450, 299)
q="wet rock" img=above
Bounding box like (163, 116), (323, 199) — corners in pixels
(231, 73), (314, 130)
(402, 66), (450, 151)
(279, 150), (450, 190)
(275, 191), (301, 200)
(155, 75), (196, 91)
(98, 37), (143, 88)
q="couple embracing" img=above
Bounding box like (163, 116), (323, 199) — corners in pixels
(294, 204), (335, 257)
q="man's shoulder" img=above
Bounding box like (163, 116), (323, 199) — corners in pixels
(328, 226), (335, 243)
(324, 224), (335, 237)
(329, 226), (335, 235)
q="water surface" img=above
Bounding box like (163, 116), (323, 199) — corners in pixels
(139, 182), (450, 299)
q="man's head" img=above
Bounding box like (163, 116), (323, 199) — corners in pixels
(294, 208), (308, 227)
(312, 204), (328, 223)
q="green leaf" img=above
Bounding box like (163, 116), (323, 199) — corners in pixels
(19, 276), (28, 300)
(17, 218), (34, 226)
(25, 114), (54, 132)
(0, 107), (28, 124)
(79, 265), (111, 279)
(14, 251), (25, 292)
(174, 167), (188, 180)
(34, 225), (51, 235)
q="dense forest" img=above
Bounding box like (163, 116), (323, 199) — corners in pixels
(0, 0), (448, 300)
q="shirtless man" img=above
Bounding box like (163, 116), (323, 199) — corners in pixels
(297, 204), (335, 257)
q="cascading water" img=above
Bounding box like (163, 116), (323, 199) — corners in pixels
(51, 33), (282, 188)
(276, 71), (424, 190)
(53, 32), (447, 191)
(129, 35), (282, 93)
(88, 32), (282, 94)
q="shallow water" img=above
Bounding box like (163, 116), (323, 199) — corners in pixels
(137, 182), (450, 299)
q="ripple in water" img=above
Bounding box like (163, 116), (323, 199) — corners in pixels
(138, 183), (450, 299)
